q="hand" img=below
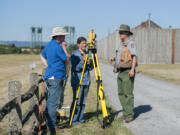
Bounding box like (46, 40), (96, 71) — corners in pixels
(128, 69), (135, 77)
(87, 59), (91, 65)
(61, 41), (67, 49)
(40, 54), (48, 67)
(110, 57), (115, 63)
(83, 55), (86, 61)
(61, 41), (70, 58)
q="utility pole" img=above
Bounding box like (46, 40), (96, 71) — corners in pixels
(148, 13), (151, 29)
(30, 27), (43, 47)
(63, 26), (75, 45)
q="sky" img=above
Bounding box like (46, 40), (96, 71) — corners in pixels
(0, 0), (180, 41)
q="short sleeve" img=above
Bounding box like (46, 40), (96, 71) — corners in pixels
(129, 41), (138, 56)
(56, 46), (67, 61)
(41, 48), (47, 59)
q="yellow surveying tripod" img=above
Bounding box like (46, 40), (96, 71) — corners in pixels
(69, 29), (110, 128)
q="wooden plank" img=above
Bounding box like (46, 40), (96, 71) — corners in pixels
(29, 73), (39, 134)
(8, 81), (22, 134)
(172, 29), (175, 64)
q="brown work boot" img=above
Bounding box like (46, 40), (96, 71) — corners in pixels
(125, 117), (134, 123)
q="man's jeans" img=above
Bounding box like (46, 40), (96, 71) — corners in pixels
(70, 85), (89, 123)
(45, 78), (62, 129)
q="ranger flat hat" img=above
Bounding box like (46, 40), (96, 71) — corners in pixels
(119, 24), (133, 35)
(50, 27), (69, 37)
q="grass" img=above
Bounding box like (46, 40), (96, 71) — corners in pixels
(0, 54), (132, 135)
(0, 54), (44, 102)
(136, 64), (180, 85)
(0, 54), (45, 134)
(102, 59), (180, 85)
(54, 76), (132, 135)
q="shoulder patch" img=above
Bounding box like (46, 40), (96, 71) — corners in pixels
(131, 43), (135, 48)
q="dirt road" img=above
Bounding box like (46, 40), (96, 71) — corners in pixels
(99, 63), (180, 135)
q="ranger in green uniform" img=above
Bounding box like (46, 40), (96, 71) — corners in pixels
(110, 24), (138, 123)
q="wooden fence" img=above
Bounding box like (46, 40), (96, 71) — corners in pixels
(0, 70), (47, 135)
(97, 28), (180, 64)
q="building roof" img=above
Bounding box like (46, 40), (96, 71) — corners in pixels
(134, 19), (162, 29)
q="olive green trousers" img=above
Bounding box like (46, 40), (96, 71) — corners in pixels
(117, 69), (135, 118)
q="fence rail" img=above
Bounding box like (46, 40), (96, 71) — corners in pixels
(0, 70), (47, 135)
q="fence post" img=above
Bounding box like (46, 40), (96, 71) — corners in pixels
(29, 73), (39, 133)
(42, 68), (47, 111)
(8, 81), (22, 135)
(171, 29), (175, 64)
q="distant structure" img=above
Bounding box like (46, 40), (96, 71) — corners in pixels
(134, 14), (161, 29)
(97, 18), (180, 64)
(134, 19), (161, 29)
(30, 27), (43, 47)
(63, 26), (75, 45)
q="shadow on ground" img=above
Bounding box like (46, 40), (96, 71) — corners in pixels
(40, 105), (152, 134)
(134, 105), (152, 119)
(57, 107), (120, 129)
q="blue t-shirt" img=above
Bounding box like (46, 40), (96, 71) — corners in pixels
(41, 40), (67, 80)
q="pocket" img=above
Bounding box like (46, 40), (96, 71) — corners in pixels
(47, 79), (58, 88)
(47, 80), (61, 99)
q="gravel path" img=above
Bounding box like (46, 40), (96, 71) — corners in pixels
(98, 63), (180, 135)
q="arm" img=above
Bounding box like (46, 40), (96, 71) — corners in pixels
(129, 41), (138, 77)
(110, 57), (116, 63)
(128, 56), (137, 77)
(86, 54), (93, 71)
(87, 59), (94, 71)
(131, 56), (137, 71)
(64, 58), (70, 64)
(40, 54), (48, 67)
(56, 44), (70, 63)
(61, 41), (70, 63)
(110, 50), (118, 63)
(71, 54), (85, 72)
(111, 50), (119, 73)
(40, 47), (48, 67)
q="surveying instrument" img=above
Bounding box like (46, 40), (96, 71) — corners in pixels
(69, 29), (111, 128)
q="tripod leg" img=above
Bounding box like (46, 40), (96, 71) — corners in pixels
(91, 53), (109, 122)
(91, 53), (98, 81)
(69, 54), (89, 126)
